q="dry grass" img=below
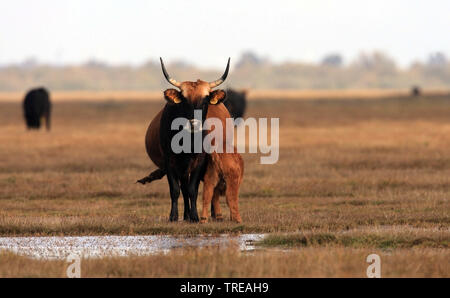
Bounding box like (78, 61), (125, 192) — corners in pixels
(1, 88), (449, 102)
(0, 91), (162, 102)
(259, 228), (449, 249)
(0, 96), (448, 236)
(248, 88), (450, 100)
(0, 94), (449, 277)
(0, 246), (448, 278)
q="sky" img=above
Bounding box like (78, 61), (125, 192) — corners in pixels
(0, 0), (449, 68)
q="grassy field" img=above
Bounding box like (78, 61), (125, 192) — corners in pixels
(1, 88), (449, 102)
(0, 93), (449, 277)
(1, 246), (448, 278)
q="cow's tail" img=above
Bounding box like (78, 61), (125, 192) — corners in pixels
(136, 168), (166, 185)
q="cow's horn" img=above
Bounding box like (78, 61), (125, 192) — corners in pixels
(160, 57), (182, 88)
(209, 58), (230, 88)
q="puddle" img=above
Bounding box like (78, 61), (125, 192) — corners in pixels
(0, 234), (265, 260)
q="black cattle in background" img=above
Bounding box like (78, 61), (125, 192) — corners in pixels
(23, 87), (51, 130)
(411, 86), (421, 97)
(224, 89), (247, 119)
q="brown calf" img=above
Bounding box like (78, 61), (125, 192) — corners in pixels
(199, 101), (244, 223)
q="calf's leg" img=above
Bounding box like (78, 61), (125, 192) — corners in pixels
(211, 188), (223, 221)
(200, 165), (219, 223)
(225, 177), (242, 223)
(222, 153), (244, 223)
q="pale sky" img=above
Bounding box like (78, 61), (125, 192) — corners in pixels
(0, 0), (449, 68)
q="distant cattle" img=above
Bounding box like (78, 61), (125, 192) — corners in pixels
(23, 87), (51, 130)
(411, 86), (421, 97)
(224, 89), (247, 119)
(138, 58), (244, 223)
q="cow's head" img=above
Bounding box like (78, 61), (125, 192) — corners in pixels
(160, 58), (229, 133)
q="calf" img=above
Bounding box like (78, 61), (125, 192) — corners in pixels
(199, 103), (244, 223)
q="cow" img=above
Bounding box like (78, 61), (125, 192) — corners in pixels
(137, 58), (244, 223)
(224, 88), (247, 119)
(23, 87), (51, 130)
(411, 86), (421, 97)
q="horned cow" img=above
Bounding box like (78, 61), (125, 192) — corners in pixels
(138, 58), (244, 223)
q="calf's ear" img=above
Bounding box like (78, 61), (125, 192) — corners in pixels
(209, 90), (226, 105)
(164, 89), (182, 104)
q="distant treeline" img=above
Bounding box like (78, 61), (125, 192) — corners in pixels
(1, 51), (449, 91)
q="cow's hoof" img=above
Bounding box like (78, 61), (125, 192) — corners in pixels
(183, 210), (191, 221)
(200, 217), (208, 224)
(169, 214), (178, 222)
(189, 213), (199, 222)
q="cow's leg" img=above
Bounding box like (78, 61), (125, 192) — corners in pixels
(187, 167), (204, 223)
(36, 113), (42, 129)
(188, 183), (200, 222)
(29, 114), (39, 129)
(45, 110), (51, 131)
(166, 168), (180, 222)
(180, 178), (191, 221)
(211, 188), (223, 221)
(211, 202), (215, 218)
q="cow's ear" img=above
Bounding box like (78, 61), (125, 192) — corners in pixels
(209, 90), (226, 105)
(164, 89), (182, 104)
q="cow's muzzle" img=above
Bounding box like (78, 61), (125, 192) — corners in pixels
(184, 119), (202, 133)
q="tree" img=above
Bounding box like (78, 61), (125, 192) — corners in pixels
(236, 51), (266, 68)
(321, 53), (343, 67)
(351, 51), (396, 72)
(19, 57), (39, 69)
(427, 52), (447, 67)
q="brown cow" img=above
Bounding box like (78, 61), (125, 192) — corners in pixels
(138, 58), (244, 223)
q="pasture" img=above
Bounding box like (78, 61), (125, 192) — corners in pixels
(0, 93), (449, 277)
